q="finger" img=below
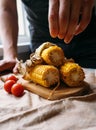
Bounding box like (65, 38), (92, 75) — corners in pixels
(13, 63), (19, 74)
(75, 0), (94, 35)
(64, 0), (82, 43)
(48, 0), (59, 38)
(57, 0), (70, 39)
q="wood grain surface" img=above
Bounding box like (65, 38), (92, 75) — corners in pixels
(18, 77), (90, 100)
(1, 73), (91, 100)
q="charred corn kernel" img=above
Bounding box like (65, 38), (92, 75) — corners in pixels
(41, 45), (65, 67)
(23, 65), (60, 88)
(60, 62), (85, 87)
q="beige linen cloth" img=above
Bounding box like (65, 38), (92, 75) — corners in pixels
(0, 68), (96, 130)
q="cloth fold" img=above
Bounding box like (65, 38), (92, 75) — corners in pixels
(0, 68), (96, 130)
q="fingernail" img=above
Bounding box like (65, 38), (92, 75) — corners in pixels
(64, 39), (70, 44)
(58, 34), (64, 39)
(64, 35), (73, 44)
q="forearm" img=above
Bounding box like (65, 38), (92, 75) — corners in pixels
(0, 5), (18, 59)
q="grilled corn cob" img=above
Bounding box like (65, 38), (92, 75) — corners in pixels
(23, 65), (60, 88)
(29, 42), (56, 67)
(41, 45), (65, 67)
(19, 42), (65, 68)
(60, 62), (85, 87)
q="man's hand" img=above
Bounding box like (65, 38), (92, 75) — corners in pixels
(0, 58), (19, 74)
(48, 0), (94, 43)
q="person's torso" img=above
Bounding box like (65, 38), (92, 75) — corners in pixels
(21, 1), (96, 68)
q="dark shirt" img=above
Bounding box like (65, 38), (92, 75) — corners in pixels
(22, 0), (96, 68)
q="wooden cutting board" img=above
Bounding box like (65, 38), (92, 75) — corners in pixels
(18, 77), (90, 100)
(1, 73), (90, 100)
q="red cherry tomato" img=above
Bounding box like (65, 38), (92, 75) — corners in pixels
(11, 83), (24, 97)
(6, 75), (18, 82)
(4, 80), (16, 93)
